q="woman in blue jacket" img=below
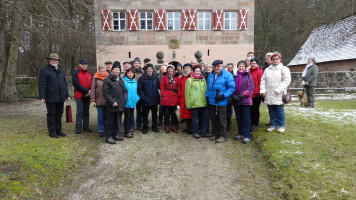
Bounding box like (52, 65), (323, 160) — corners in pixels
(123, 68), (140, 138)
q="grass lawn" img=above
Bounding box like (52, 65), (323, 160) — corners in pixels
(253, 99), (355, 199)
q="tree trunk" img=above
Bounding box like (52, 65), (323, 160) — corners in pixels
(0, 7), (21, 102)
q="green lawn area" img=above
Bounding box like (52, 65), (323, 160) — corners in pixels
(253, 100), (355, 199)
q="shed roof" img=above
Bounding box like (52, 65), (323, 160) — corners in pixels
(288, 15), (356, 66)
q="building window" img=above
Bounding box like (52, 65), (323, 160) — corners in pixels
(140, 12), (153, 30)
(112, 12), (126, 31)
(198, 12), (211, 30)
(167, 12), (180, 30)
(224, 12), (237, 30)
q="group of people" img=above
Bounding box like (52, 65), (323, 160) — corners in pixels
(38, 51), (317, 145)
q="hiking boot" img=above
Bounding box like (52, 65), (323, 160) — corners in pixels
(277, 127), (286, 133)
(57, 130), (66, 137)
(242, 137), (251, 144)
(216, 137), (226, 143)
(83, 128), (93, 132)
(75, 130), (81, 134)
(105, 137), (116, 144)
(137, 125), (143, 131)
(267, 127), (276, 132)
(113, 135), (124, 141)
(193, 133), (200, 139)
(171, 125), (178, 133)
(99, 132), (104, 137)
(165, 126), (170, 134)
(152, 127), (160, 133)
(234, 135), (243, 140)
(251, 124), (260, 131)
(142, 128), (148, 134)
(125, 132), (133, 138)
(49, 132), (58, 138)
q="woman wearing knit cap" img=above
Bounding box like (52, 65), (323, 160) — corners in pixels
(185, 65), (209, 139)
(179, 63), (193, 134)
(160, 64), (181, 133)
(102, 62), (128, 144)
(90, 65), (109, 137)
(301, 57), (318, 108)
(260, 52), (291, 133)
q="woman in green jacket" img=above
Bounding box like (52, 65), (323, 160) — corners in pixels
(185, 65), (209, 139)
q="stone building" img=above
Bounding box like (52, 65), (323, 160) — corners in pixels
(288, 15), (356, 72)
(94, 0), (255, 66)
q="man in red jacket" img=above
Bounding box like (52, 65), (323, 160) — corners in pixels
(72, 59), (93, 134)
(249, 58), (264, 131)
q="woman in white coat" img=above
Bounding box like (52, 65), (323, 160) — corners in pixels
(260, 52), (291, 133)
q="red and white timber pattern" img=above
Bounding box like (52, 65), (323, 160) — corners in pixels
(154, 10), (166, 31)
(239, 9), (248, 30)
(127, 9), (138, 31)
(101, 9), (111, 31)
(213, 9), (223, 31)
(182, 9), (197, 31)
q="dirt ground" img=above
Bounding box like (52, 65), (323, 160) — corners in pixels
(1, 99), (276, 199)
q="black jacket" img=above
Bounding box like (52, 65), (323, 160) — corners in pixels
(38, 64), (69, 103)
(137, 73), (160, 106)
(102, 73), (128, 113)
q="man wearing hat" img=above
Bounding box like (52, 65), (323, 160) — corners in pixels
(72, 59), (93, 134)
(133, 57), (144, 131)
(105, 61), (113, 73)
(39, 53), (71, 138)
(206, 59), (235, 143)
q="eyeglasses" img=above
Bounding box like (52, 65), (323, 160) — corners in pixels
(271, 58), (280, 61)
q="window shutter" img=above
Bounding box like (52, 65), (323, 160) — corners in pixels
(239, 9), (248, 30)
(182, 9), (197, 30)
(101, 9), (111, 31)
(154, 10), (166, 31)
(213, 9), (223, 31)
(127, 9), (138, 31)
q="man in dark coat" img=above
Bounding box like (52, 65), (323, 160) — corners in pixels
(102, 63), (128, 144)
(138, 64), (160, 134)
(38, 53), (70, 138)
(72, 59), (93, 134)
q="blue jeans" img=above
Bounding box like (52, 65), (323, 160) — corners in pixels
(267, 105), (285, 128)
(234, 105), (251, 138)
(76, 98), (90, 132)
(96, 106), (107, 132)
(191, 107), (209, 136)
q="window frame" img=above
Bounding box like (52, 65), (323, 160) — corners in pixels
(166, 11), (181, 31)
(197, 11), (211, 30)
(112, 11), (126, 31)
(140, 11), (153, 30)
(224, 11), (238, 30)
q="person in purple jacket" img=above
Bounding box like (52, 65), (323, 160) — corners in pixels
(231, 60), (255, 144)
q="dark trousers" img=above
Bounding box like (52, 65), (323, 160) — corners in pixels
(164, 106), (178, 127)
(124, 107), (134, 134)
(209, 105), (227, 138)
(46, 102), (64, 134)
(159, 105), (164, 121)
(142, 105), (158, 129)
(235, 105), (252, 138)
(76, 98), (90, 132)
(251, 95), (262, 126)
(306, 86), (316, 107)
(136, 100), (143, 127)
(226, 103), (233, 127)
(191, 107), (209, 136)
(106, 111), (122, 139)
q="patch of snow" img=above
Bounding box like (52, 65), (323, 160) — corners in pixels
(341, 188), (349, 193)
(281, 140), (302, 144)
(310, 191), (319, 198)
(295, 151), (303, 154)
(291, 93), (356, 101)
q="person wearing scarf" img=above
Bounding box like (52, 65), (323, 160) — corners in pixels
(90, 65), (109, 137)
(160, 64), (181, 133)
(301, 57), (318, 108)
(179, 63), (193, 134)
(231, 61), (254, 144)
(185, 65), (209, 139)
(260, 52), (291, 133)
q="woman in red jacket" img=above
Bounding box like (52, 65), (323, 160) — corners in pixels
(160, 65), (181, 133)
(179, 63), (193, 134)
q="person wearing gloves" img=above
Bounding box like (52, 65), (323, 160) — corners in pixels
(160, 64), (181, 133)
(72, 59), (93, 134)
(231, 61), (255, 144)
(90, 65), (108, 137)
(206, 60), (236, 143)
(249, 58), (264, 131)
(179, 63), (193, 134)
(302, 57), (318, 108)
(260, 52), (291, 133)
(102, 62), (128, 144)
(38, 53), (70, 138)
(138, 64), (161, 134)
(185, 65), (209, 139)
(123, 68), (140, 138)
